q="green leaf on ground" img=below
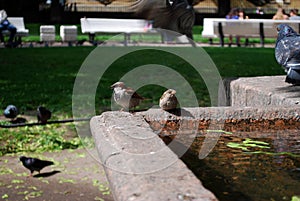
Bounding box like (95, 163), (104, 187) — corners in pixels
(0, 167), (13, 175)
(59, 178), (76, 184)
(11, 179), (24, 184)
(2, 194), (8, 199)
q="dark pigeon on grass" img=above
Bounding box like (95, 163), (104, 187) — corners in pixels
(37, 106), (51, 124)
(19, 156), (54, 176)
(275, 24), (300, 85)
(3, 105), (18, 120)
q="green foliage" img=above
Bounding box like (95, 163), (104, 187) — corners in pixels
(292, 196), (300, 201)
(0, 122), (92, 156)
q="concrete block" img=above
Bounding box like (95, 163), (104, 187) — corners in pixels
(90, 112), (218, 201)
(221, 76), (300, 107)
(40, 25), (55, 33)
(60, 25), (78, 42)
(40, 25), (56, 43)
(40, 33), (55, 42)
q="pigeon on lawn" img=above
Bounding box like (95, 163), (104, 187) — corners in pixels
(111, 81), (145, 111)
(19, 156), (54, 176)
(159, 89), (178, 110)
(37, 106), (52, 124)
(275, 24), (300, 85)
(132, 0), (195, 40)
(3, 105), (18, 120)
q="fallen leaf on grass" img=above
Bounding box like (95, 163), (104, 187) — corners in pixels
(11, 179), (24, 184)
(76, 153), (86, 158)
(2, 194), (8, 199)
(59, 178), (76, 184)
(94, 196), (105, 201)
(15, 172), (28, 177)
(15, 185), (25, 189)
(24, 191), (43, 200)
(0, 167), (13, 175)
(17, 190), (29, 195)
(28, 186), (38, 190)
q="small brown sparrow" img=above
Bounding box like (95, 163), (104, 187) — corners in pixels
(111, 82), (144, 111)
(159, 89), (178, 110)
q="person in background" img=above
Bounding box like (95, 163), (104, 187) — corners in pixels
(272, 7), (289, 20)
(289, 9), (300, 20)
(238, 9), (250, 46)
(238, 9), (249, 20)
(256, 7), (264, 15)
(0, 9), (17, 47)
(226, 8), (240, 47)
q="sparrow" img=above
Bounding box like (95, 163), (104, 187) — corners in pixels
(37, 106), (52, 124)
(19, 156), (54, 176)
(111, 81), (144, 111)
(159, 89), (178, 110)
(3, 105), (18, 120)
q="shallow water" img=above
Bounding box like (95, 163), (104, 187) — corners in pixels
(167, 129), (300, 201)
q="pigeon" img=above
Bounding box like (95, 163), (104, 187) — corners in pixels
(3, 105), (18, 120)
(159, 89), (178, 110)
(275, 24), (300, 85)
(111, 81), (144, 111)
(37, 106), (51, 124)
(19, 156), (54, 176)
(132, 0), (195, 40)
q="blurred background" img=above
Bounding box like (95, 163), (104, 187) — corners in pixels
(0, 0), (299, 25)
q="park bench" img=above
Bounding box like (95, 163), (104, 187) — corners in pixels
(2, 17), (29, 44)
(80, 18), (156, 45)
(201, 18), (300, 47)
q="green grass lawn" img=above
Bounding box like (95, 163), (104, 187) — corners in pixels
(0, 46), (284, 155)
(0, 46), (283, 113)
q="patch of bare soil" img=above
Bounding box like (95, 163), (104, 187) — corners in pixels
(0, 149), (114, 201)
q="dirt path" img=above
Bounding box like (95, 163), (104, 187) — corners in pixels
(0, 149), (114, 201)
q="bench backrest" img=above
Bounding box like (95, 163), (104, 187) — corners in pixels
(80, 18), (152, 33)
(262, 21), (300, 37)
(202, 18), (300, 38)
(214, 20), (260, 37)
(7, 17), (26, 31)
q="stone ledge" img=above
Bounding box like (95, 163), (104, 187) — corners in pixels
(90, 111), (217, 201)
(219, 75), (300, 106)
(140, 106), (300, 122)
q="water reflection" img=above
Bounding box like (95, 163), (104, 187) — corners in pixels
(164, 129), (300, 201)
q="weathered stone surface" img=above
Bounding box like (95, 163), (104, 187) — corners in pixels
(141, 107), (300, 122)
(228, 76), (300, 106)
(90, 111), (218, 201)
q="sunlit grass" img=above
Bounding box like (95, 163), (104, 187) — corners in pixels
(0, 46), (284, 155)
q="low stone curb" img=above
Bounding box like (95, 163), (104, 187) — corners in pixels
(220, 75), (300, 107)
(90, 111), (218, 201)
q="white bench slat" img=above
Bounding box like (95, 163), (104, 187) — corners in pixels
(202, 18), (300, 47)
(80, 18), (152, 34)
(80, 18), (156, 45)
